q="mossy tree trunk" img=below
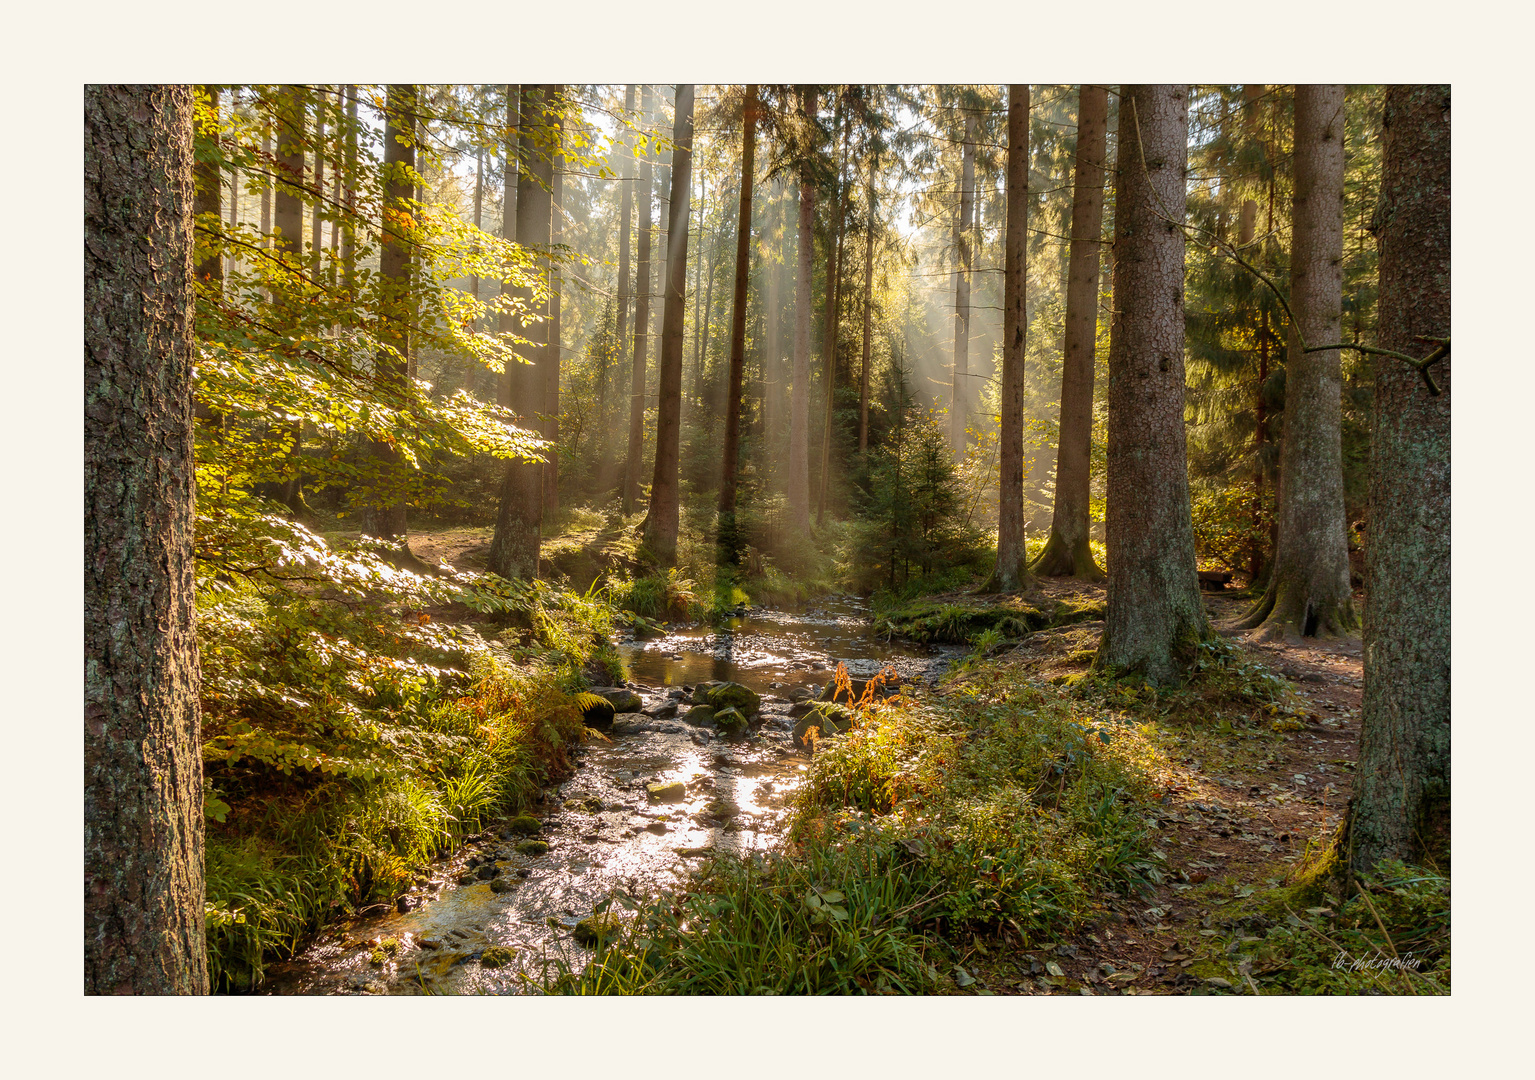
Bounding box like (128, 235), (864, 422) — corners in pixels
(1239, 84), (1357, 640)
(642, 84), (695, 565)
(991, 83), (1030, 592)
(1095, 85), (1210, 686)
(85, 83), (209, 995)
(488, 85), (558, 579)
(1034, 83), (1107, 580)
(1345, 85), (1451, 877)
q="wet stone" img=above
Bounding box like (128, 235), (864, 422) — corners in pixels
(516, 840), (550, 856)
(647, 780), (687, 803)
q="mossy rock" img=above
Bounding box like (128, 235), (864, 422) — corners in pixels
(506, 815), (542, 836)
(714, 706), (748, 733)
(681, 704), (717, 728)
(696, 681), (760, 715)
(578, 694), (616, 729)
(515, 839), (550, 856)
(479, 945), (517, 967)
(573, 912), (625, 946)
(600, 688), (644, 713)
(563, 795), (604, 813)
(792, 703), (854, 750)
(647, 780), (687, 803)
(489, 876), (516, 893)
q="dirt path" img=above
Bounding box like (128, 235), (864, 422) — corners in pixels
(970, 587), (1366, 995)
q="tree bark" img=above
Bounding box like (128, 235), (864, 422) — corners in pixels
(544, 154), (563, 515)
(1034, 83), (1108, 580)
(763, 180), (784, 474)
(488, 85), (557, 579)
(341, 85), (357, 296)
(623, 85), (655, 514)
(273, 85), (312, 519)
(85, 83), (208, 995)
(718, 85), (758, 560)
(642, 84), (695, 565)
(991, 84), (1030, 591)
(310, 87), (324, 269)
(1346, 85), (1451, 877)
(1095, 85), (1210, 686)
(950, 111), (976, 455)
(1240, 85), (1357, 639)
(361, 84), (415, 541)
(787, 85), (817, 534)
(616, 85), (635, 379)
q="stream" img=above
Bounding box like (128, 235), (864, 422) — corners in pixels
(261, 596), (960, 995)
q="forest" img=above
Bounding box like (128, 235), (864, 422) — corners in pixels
(84, 82), (1449, 999)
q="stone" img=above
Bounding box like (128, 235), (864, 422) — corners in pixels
(646, 780), (687, 803)
(787, 700), (816, 718)
(600, 688), (644, 713)
(516, 840), (550, 856)
(644, 821), (668, 834)
(696, 681), (761, 715)
(564, 795), (604, 813)
(396, 895), (419, 914)
(714, 706), (748, 733)
(642, 700), (679, 720)
(475, 862), (499, 880)
(573, 912), (625, 946)
(480, 945), (516, 968)
(456, 873), (477, 885)
(792, 703), (854, 750)
(788, 686), (812, 703)
(489, 877), (516, 894)
(417, 937), (443, 950)
(682, 704), (717, 728)
(505, 815), (541, 836)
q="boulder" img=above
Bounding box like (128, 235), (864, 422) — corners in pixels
(642, 699), (679, 720)
(792, 703), (854, 750)
(787, 686), (813, 703)
(682, 704), (717, 728)
(515, 839), (549, 856)
(601, 688), (644, 713)
(573, 912), (625, 946)
(714, 706), (748, 733)
(579, 695), (616, 729)
(697, 681), (761, 715)
(787, 700), (816, 718)
(505, 815), (541, 837)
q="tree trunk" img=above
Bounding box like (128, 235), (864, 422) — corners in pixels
(642, 84), (695, 565)
(616, 84), (635, 376)
(341, 85), (357, 296)
(470, 142), (483, 335)
(787, 85), (817, 534)
(544, 154), (563, 515)
(1346, 85), (1451, 877)
(1034, 83), (1108, 580)
(718, 85), (757, 560)
(950, 111), (976, 455)
(763, 180), (784, 476)
(1239, 85), (1357, 639)
(623, 85), (655, 514)
(817, 95), (849, 526)
(1095, 85), (1209, 686)
(310, 87), (324, 269)
(991, 84), (1030, 591)
(259, 125), (271, 244)
(858, 153), (876, 455)
(273, 86), (312, 519)
(488, 85), (557, 579)
(193, 85), (223, 286)
(85, 83), (208, 995)
(498, 85), (521, 408)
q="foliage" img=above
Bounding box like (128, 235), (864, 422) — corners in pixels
(1190, 480), (1274, 578)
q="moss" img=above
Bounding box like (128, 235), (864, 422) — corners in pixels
(507, 815), (542, 836)
(573, 912), (625, 946)
(516, 839), (550, 856)
(479, 945), (516, 967)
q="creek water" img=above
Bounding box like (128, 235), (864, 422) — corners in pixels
(260, 597), (959, 995)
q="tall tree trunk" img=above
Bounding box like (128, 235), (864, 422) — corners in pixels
(858, 153), (876, 455)
(226, 89), (239, 279)
(341, 85), (357, 296)
(950, 111), (976, 455)
(544, 153), (563, 515)
(642, 84), (695, 565)
(787, 85), (817, 534)
(470, 142), (483, 335)
(85, 83), (208, 995)
(1095, 85), (1209, 686)
(362, 84), (416, 541)
(193, 85), (223, 286)
(718, 85), (758, 561)
(310, 87), (324, 270)
(1239, 84), (1357, 639)
(616, 85), (635, 376)
(488, 85), (557, 579)
(990, 84), (1030, 591)
(498, 85), (521, 408)
(1346, 85), (1451, 877)
(328, 90), (341, 284)
(259, 126), (271, 244)
(817, 95), (848, 525)
(691, 175), (708, 405)
(763, 180), (784, 475)
(1034, 83), (1108, 579)
(623, 85), (655, 514)
(273, 86), (311, 518)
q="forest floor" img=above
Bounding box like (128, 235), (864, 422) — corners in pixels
(960, 585), (1370, 995)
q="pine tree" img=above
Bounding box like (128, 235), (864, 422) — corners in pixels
(718, 85), (758, 561)
(623, 85), (656, 514)
(990, 83), (1030, 591)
